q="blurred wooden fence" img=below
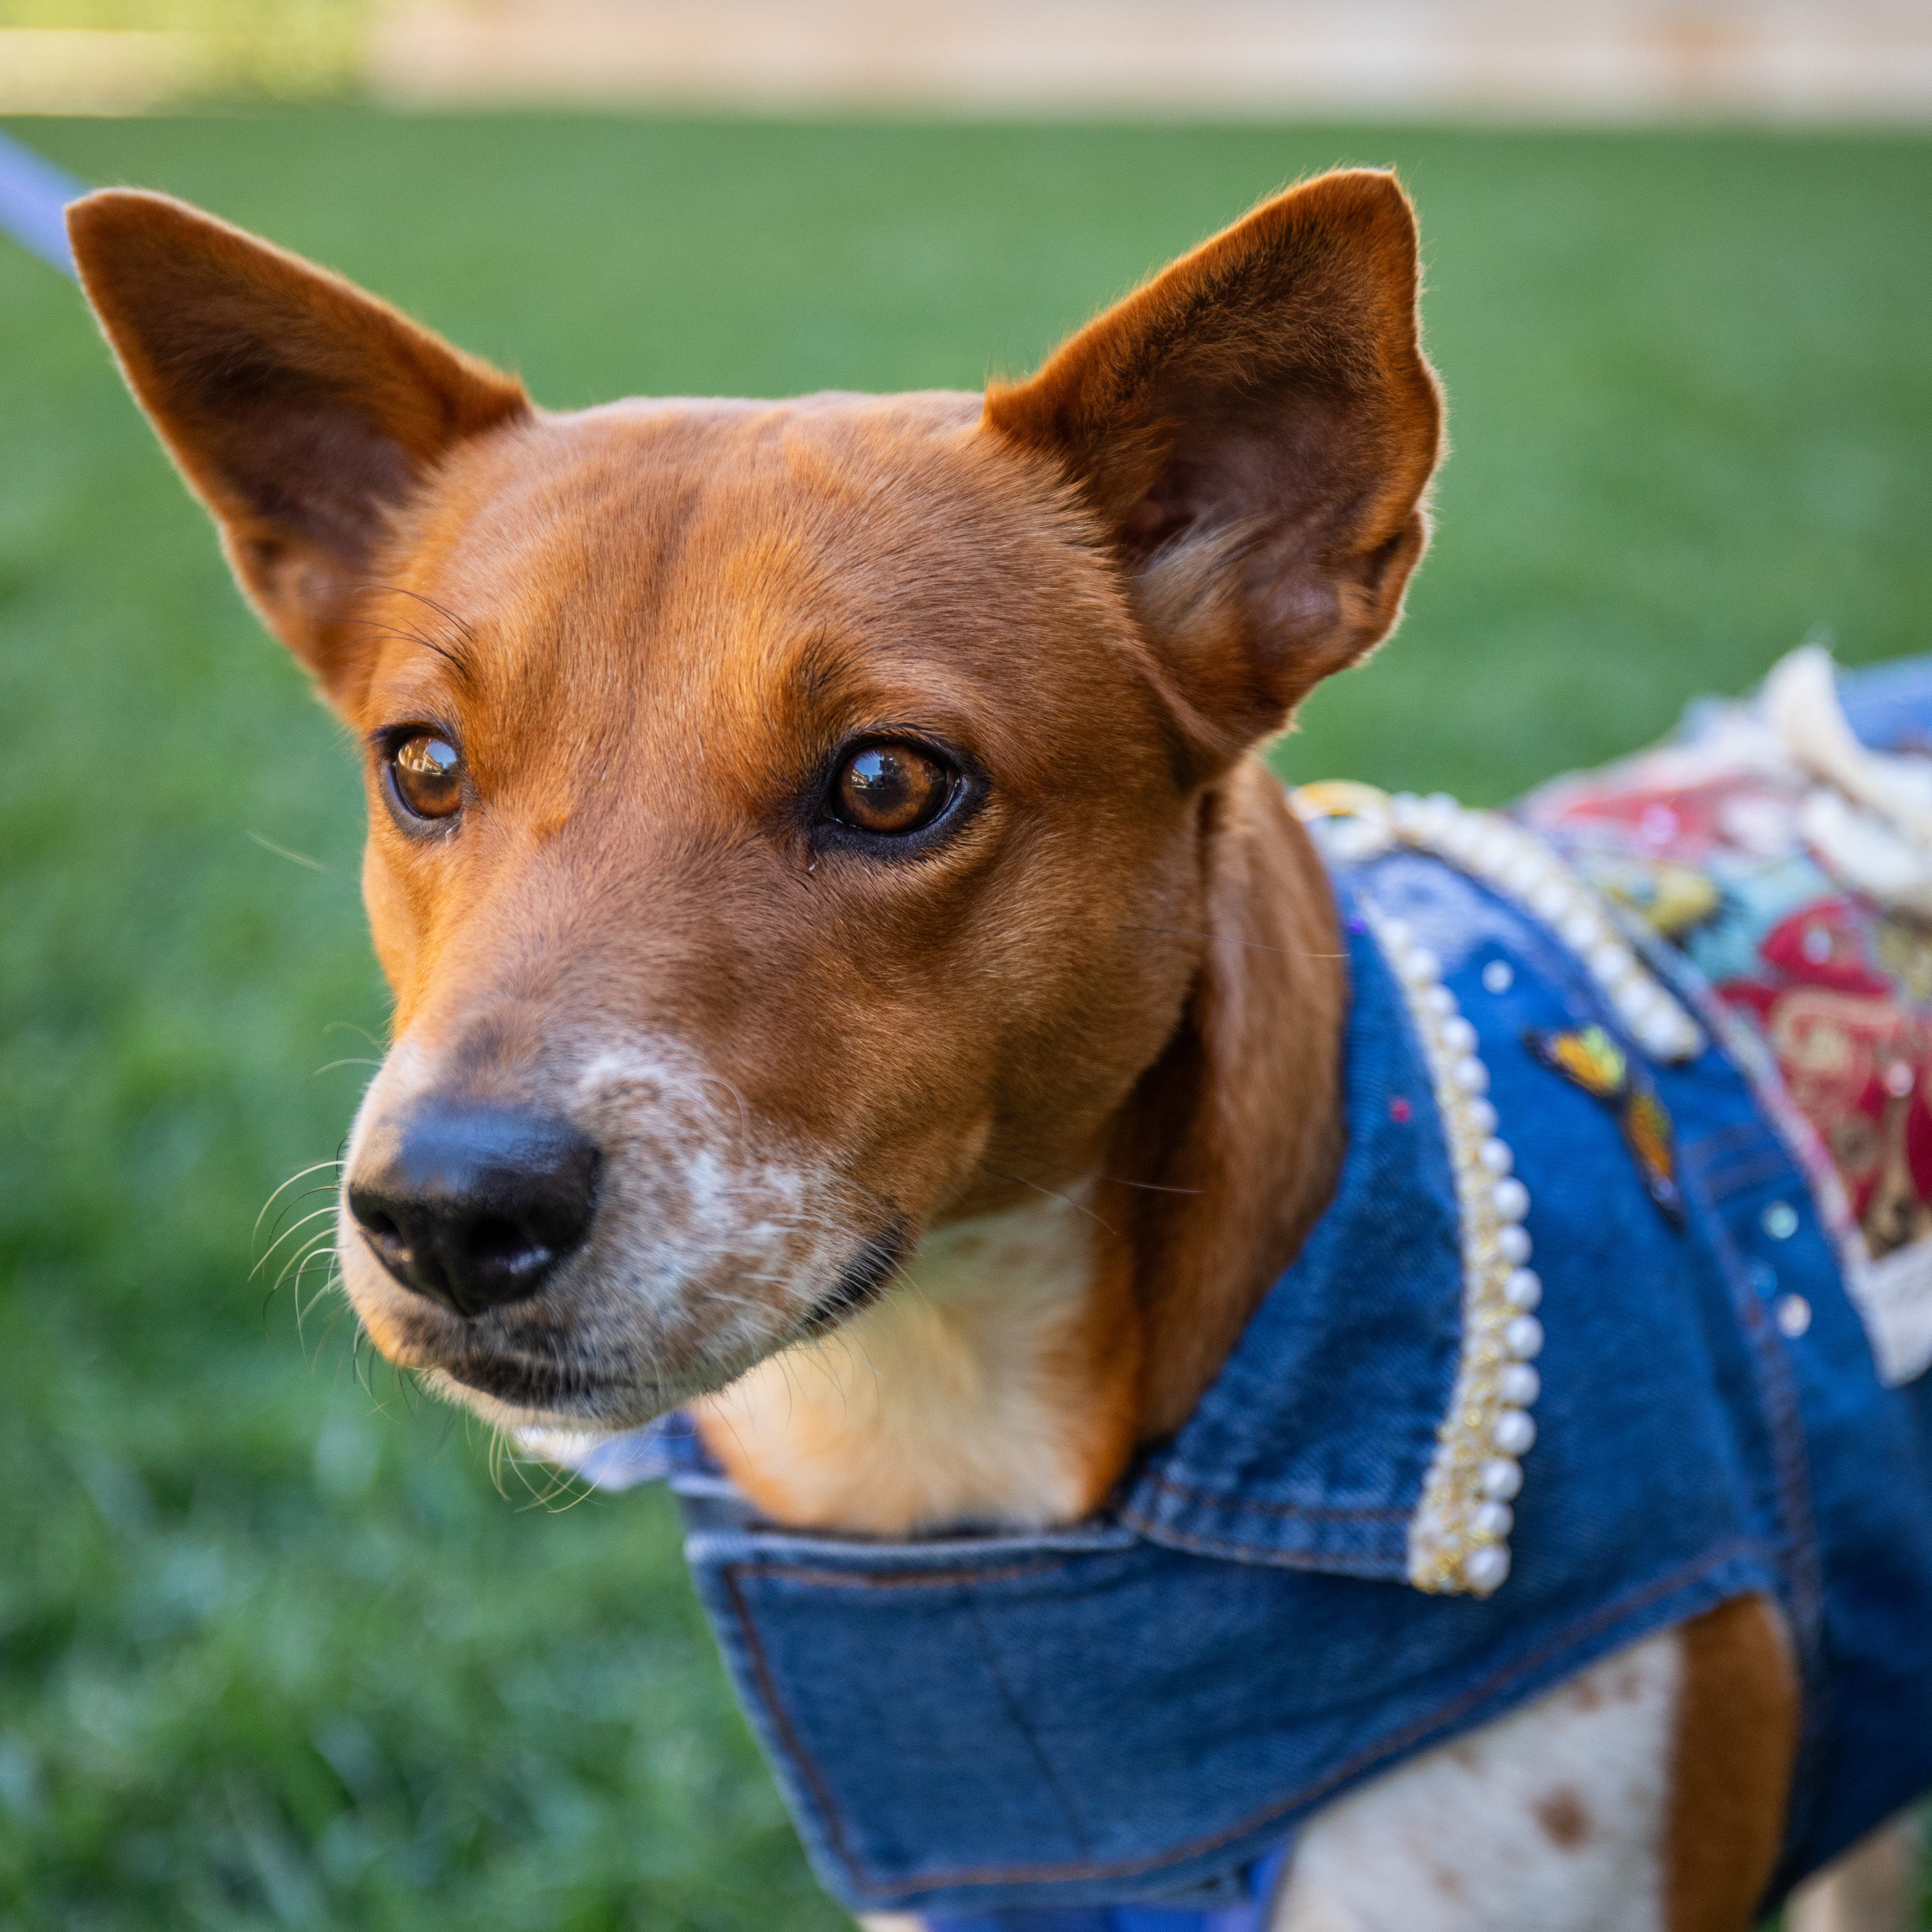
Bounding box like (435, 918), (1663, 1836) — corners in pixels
(4, 0), (1931, 119)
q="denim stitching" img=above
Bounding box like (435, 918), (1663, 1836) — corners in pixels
(719, 1566), (870, 1882)
(1113, 1513), (1404, 1578)
(964, 1592), (1095, 1859)
(1696, 1148), (1806, 1199)
(728, 1558), (1093, 1591)
(1676, 1135), (1828, 1875)
(1128, 1471), (1411, 1522)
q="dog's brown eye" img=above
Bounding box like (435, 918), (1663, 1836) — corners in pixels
(390, 734), (463, 821)
(831, 743), (951, 836)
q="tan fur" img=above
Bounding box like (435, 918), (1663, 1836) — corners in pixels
(1663, 1596), (1801, 1931)
(699, 1183), (1132, 1532)
(1106, 756), (1349, 1437)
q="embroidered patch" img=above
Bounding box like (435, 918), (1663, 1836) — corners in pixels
(1528, 1025), (1686, 1226)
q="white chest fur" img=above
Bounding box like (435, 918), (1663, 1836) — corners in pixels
(697, 1186), (1104, 1534)
(1272, 1631), (1681, 1932)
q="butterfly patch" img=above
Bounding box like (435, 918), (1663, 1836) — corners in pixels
(1527, 1025), (1685, 1227)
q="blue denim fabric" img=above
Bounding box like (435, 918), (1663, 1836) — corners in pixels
(921, 1843), (1291, 1932)
(600, 680), (1932, 1923)
(1818, 650), (1932, 755)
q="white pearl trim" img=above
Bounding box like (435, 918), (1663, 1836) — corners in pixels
(1363, 901), (1542, 1598)
(1304, 785), (1706, 1064)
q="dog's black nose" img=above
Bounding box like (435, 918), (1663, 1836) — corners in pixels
(347, 1104), (600, 1318)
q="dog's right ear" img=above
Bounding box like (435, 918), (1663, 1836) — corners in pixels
(68, 190), (530, 705)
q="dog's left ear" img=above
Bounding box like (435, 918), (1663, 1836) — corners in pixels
(985, 169), (1442, 765)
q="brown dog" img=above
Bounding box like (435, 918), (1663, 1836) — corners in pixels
(68, 172), (1913, 1931)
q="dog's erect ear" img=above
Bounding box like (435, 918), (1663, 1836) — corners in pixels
(68, 189), (530, 700)
(985, 169), (1441, 764)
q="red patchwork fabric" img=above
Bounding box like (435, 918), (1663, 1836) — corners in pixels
(1523, 732), (1932, 1258)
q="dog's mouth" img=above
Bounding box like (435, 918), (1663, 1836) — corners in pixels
(422, 1220), (912, 1424)
(439, 1351), (624, 1408)
(430, 1343), (729, 1428)
(794, 1226), (905, 1337)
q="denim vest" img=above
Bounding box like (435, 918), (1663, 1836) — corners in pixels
(576, 790), (1932, 1929)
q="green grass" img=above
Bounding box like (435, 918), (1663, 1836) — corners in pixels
(1, 111), (1929, 1929)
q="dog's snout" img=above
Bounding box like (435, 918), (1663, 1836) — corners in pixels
(347, 1103), (600, 1318)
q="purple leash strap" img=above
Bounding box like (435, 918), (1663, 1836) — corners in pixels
(0, 126), (84, 276)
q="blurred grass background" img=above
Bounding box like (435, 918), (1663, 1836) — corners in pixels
(1, 112), (1929, 1928)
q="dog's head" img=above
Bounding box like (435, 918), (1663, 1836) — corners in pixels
(70, 173), (1439, 1434)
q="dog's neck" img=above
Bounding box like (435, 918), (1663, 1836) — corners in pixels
(697, 759), (1348, 1534)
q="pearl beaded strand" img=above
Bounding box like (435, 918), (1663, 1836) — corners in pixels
(1364, 902), (1546, 1597)
(1305, 785), (1705, 1066)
